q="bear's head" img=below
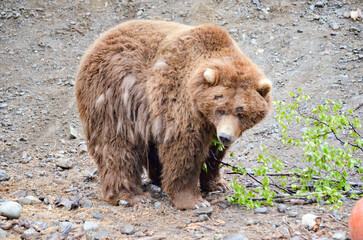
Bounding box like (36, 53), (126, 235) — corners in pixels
(189, 57), (272, 146)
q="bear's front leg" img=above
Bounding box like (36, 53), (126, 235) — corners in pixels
(158, 138), (211, 210)
(200, 145), (231, 192)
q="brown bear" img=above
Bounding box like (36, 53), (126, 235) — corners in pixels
(75, 20), (272, 210)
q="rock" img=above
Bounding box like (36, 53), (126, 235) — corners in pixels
(56, 158), (73, 169)
(194, 206), (214, 216)
(315, 1), (324, 7)
(118, 200), (130, 207)
(330, 22), (340, 31)
(228, 29), (238, 34)
(17, 196), (42, 205)
(78, 143), (87, 155)
(0, 201), (22, 219)
(332, 232), (345, 240)
(0, 170), (10, 182)
(68, 126), (77, 139)
(120, 224), (134, 235)
(154, 201), (162, 208)
(146, 184), (162, 197)
(82, 199), (93, 208)
(21, 228), (40, 240)
(59, 221), (72, 230)
(93, 214), (103, 219)
(84, 221), (99, 232)
(291, 237), (302, 240)
(32, 221), (48, 230)
(288, 211), (299, 218)
(0, 228), (8, 239)
(223, 233), (249, 240)
(199, 214), (210, 222)
(254, 207), (268, 214)
(92, 230), (110, 240)
(0, 103), (8, 109)
(277, 204), (287, 213)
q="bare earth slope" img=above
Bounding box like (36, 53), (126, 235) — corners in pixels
(0, 0), (362, 239)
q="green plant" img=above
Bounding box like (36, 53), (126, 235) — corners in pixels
(224, 89), (363, 209)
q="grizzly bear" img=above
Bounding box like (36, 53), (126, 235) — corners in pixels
(75, 20), (272, 210)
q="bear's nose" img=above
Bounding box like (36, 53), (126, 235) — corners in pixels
(218, 133), (231, 146)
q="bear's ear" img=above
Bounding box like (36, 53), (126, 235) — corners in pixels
(257, 78), (272, 97)
(203, 68), (218, 84)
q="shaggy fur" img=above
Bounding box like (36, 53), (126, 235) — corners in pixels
(75, 20), (272, 209)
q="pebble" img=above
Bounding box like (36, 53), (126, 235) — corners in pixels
(120, 224), (134, 235)
(21, 228), (40, 240)
(330, 22), (340, 30)
(0, 201), (22, 219)
(91, 230), (110, 240)
(0, 103), (8, 109)
(17, 196), (42, 205)
(78, 143), (88, 155)
(154, 201), (162, 208)
(315, 1), (324, 7)
(254, 207), (268, 214)
(118, 199), (130, 207)
(82, 199), (93, 208)
(84, 221), (99, 232)
(277, 204), (287, 213)
(56, 158), (73, 169)
(199, 214), (210, 222)
(288, 211), (299, 218)
(194, 206), (214, 216)
(59, 221), (72, 230)
(291, 237), (301, 240)
(228, 29), (238, 34)
(33, 221), (48, 230)
(0, 228), (7, 239)
(331, 210), (341, 221)
(0, 170), (10, 181)
(223, 233), (249, 240)
(93, 214), (103, 219)
(68, 126), (77, 139)
(332, 232), (345, 240)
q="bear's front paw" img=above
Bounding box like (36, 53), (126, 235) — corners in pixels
(172, 194), (211, 210)
(201, 179), (231, 193)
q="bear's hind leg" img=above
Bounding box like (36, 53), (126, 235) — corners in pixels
(94, 140), (149, 206)
(200, 145), (231, 192)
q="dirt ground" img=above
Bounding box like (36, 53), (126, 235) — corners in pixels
(0, 0), (362, 239)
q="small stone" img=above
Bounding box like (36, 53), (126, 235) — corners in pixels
(297, 29), (303, 33)
(153, 201), (162, 208)
(330, 22), (340, 30)
(68, 126), (77, 139)
(228, 29), (238, 34)
(254, 207), (268, 214)
(0, 228), (8, 239)
(78, 144), (88, 155)
(330, 210), (341, 221)
(56, 158), (73, 169)
(120, 224), (134, 235)
(32, 221), (48, 230)
(291, 237), (301, 240)
(0, 104), (8, 109)
(93, 214), (103, 219)
(17, 196), (41, 205)
(194, 206), (214, 216)
(118, 199), (130, 207)
(0, 201), (22, 219)
(93, 230), (110, 240)
(60, 221), (72, 230)
(280, 227), (290, 237)
(223, 233), (249, 240)
(332, 232), (345, 240)
(25, 173), (33, 178)
(199, 214), (210, 222)
(277, 204), (287, 213)
(315, 1), (324, 7)
(84, 221), (99, 232)
(43, 198), (49, 205)
(289, 211), (299, 218)
(82, 199), (93, 208)
(39, 171), (45, 176)
(21, 228), (40, 240)
(0, 170), (10, 182)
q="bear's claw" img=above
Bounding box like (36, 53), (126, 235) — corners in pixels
(194, 200), (211, 209)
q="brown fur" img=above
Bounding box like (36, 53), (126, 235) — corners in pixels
(75, 20), (272, 209)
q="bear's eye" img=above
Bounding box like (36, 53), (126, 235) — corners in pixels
(236, 107), (243, 113)
(217, 110), (225, 115)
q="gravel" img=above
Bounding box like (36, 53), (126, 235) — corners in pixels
(84, 221), (99, 232)
(120, 224), (135, 235)
(0, 170), (10, 182)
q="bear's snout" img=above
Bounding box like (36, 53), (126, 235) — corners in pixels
(218, 132), (232, 146)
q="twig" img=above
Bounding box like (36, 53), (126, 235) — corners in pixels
(354, 102), (363, 111)
(329, 214), (348, 227)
